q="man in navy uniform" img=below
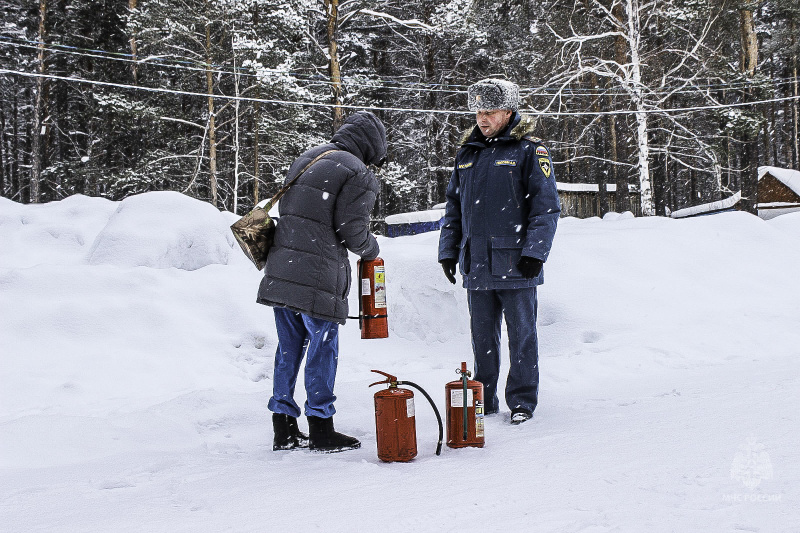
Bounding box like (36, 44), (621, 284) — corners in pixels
(438, 79), (560, 424)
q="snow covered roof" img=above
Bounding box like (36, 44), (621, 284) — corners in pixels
(556, 182), (620, 193)
(758, 166), (800, 197)
(670, 191), (742, 219)
(758, 201), (800, 208)
(385, 208), (445, 225)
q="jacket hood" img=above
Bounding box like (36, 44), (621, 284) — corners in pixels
(331, 111), (387, 166)
(459, 112), (539, 147)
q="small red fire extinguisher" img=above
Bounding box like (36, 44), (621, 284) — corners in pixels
(369, 370), (443, 462)
(445, 362), (485, 448)
(358, 258), (388, 339)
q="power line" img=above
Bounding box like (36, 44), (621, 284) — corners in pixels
(2, 36), (796, 97)
(0, 36), (468, 94)
(2, 68), (799, 117)
(0, 67), (470, 115)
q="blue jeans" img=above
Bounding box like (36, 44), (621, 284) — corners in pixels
(467, 287), (539, 414)
(268, 307), (339, 418)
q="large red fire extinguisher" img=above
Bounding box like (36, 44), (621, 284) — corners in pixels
(358, 258), (388, 339)
(445, 362), (485, 448)
(369, 370), (443, 462)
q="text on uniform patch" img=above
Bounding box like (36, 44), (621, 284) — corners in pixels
(458, 162), (473, 169)
(495, 160), (517, 166)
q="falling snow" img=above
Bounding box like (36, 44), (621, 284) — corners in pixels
(1, 193), (799, 532)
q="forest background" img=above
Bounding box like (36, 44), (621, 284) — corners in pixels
(1, 0), (798, 221)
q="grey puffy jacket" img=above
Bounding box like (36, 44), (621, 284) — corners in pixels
(257, 111), (386, 324)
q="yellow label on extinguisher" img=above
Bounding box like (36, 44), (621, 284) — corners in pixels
(475, 400), (485, 438)
(373, 266), (387, 308)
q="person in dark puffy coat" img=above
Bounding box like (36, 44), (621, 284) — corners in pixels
(258, 111), (386, 452)
(438, 79), (560, 425)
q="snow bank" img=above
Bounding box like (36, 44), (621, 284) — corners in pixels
(385, 208), (444, 225)
(371, 231), (469, 344)
(2, 194), (800, 532)
(0, 194), (117, 268)
(87, 191), (236, 270)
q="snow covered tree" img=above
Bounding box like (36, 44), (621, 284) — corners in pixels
(2, 0), (798, 221)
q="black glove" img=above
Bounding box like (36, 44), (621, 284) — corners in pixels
(440, 259), (457, 284)
(517, 256), (543, 279)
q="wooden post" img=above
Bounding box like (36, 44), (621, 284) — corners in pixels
(738, 5), (759, 213)
(252, 4), (261, 206)
(204, 9), (218, 207)
(253, 88), (260, 206)
(324, 0), (344, 132)
(791, 17), (799, 169)
(30, 0), (47, 203)
(739, 8), (758, 77)
(129, 0), (139, 84)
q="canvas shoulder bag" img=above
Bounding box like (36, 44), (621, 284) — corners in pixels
(230, 149), (338, 270)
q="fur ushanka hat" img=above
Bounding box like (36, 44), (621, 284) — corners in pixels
(467, 78), (520, 112)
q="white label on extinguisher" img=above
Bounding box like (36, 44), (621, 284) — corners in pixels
(406, 398), (415, 418)
(361, 278), (371, 296)
(476, 401), (485, 438)
(373, 266), (386, 308)
(450, 388), (473, 408)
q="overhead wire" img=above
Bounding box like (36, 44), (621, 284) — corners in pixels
(2, 35), (796, 97)
(0, 36), (468, 94)
(2, 67), (799, 117)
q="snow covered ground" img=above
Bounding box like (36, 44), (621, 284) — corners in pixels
(1, 192), (799, 532)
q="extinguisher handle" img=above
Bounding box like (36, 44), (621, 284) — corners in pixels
(397, 380), (444, 456)
(369, 369), (398, 388)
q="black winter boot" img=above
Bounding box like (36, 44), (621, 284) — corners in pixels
(510, 408), (533, 425)
(273, 413), (309, 451)
(307, 416), (361, 453)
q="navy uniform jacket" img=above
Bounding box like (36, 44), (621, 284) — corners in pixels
(438, 112), (561, 290)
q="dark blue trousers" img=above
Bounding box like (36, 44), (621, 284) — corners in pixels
(467, 287), (539, 414)
(268, 307), (339, 418)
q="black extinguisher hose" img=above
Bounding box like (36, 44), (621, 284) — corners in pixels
(397, 380), (443, 456)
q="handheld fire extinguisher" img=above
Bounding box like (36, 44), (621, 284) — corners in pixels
(445, 362), (485, 448)
(369, 370), (443, 462)
(358, 258), (388, 339)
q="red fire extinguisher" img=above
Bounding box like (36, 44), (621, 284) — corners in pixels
(369, 370), (443, 462)
(358, 258), (388, 339)
(445, 362), (485, 448)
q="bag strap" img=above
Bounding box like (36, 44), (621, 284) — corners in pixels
(265, 149), (339, 210)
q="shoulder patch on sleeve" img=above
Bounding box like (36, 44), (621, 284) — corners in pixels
(538, 157), (552, 178)
(535, 146), (549, 157)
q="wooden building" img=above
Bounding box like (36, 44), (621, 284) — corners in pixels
(757, 166), (800, 220)
(385, 208), (445, 237)
(383, 183), (643, 237)
(556, 183), (642, 218)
